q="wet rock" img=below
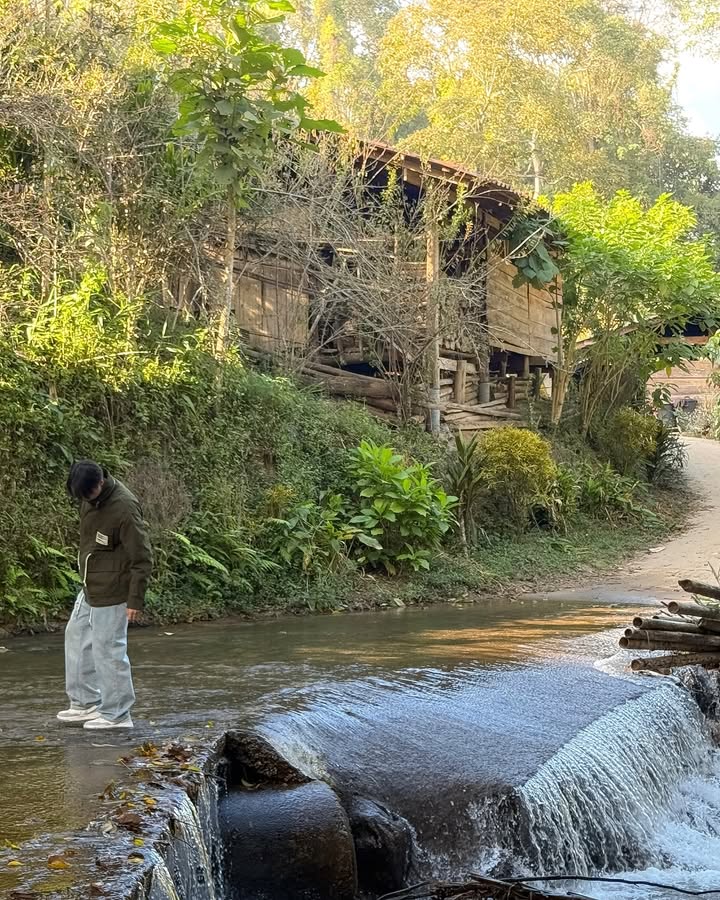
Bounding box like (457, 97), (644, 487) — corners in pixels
(219, 781), (357, 900)
(347, 796), (413, 894)
(221, 730), (311, 786)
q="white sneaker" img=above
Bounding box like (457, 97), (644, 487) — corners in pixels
(83, 715), (134, 730)
(57, 705), (101, 724)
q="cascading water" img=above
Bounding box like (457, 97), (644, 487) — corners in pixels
(147, 858), (182, 900)
(473, 682), (713, 876)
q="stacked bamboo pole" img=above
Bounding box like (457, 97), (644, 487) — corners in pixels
(619, 579), (720, 673)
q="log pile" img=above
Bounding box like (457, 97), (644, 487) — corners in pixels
(443, 401), (522, 433)
(243, 349), (522, 430)
(619, 579), (720, 674)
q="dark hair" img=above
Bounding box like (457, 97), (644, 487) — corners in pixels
(67, 460), (105, 500)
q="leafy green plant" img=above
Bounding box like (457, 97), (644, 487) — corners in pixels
(508, 214), (562, 289)
(267, 493), (358, 576)
(151, 517), (277, 616)
(648, 422), (687, 488)
(446, 433), (485, 548)
(0, 538), (78, 629)
(475, 427), (557, 530)
(154, 0), (341, 353)
(532, 464), (580, 533)
(577, 463), (656, 524)
(349, 441), (456, 573)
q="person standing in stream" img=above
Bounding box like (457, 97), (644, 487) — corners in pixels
(58, 460), (152, 731)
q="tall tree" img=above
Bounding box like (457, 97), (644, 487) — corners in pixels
(154, 0), (341, 355)
(287, 0), (402, 136)
(548, 183), (720, 424)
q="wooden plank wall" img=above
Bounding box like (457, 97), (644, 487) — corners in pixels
(647, 359), (719, 403)
(234, 252), (309, 351)
(485, 251), (558, 359)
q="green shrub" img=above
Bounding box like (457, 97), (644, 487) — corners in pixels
(577, 463), (654, 523)
(476, 427), (557, 530)
(532, 464), (580, 533)
(595, 407), (659, 476)
(0, 273), (430, 625)
(348, 441), (457, 573)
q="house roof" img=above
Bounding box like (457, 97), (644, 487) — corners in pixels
(358, 139), (528, 216)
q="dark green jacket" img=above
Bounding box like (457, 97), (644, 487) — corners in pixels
(78, 476), (152, 610)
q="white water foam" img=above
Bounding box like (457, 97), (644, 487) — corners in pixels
(583, 754), (720, 898)
(466, 680), (718, 889)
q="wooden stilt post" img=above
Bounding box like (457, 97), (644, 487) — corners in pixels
(453, 359), (467, 403)
(522, 355), (530, 379)
(426, 221), (441, 436)
(532, 366), (543, 400)
(506, 374), (517, 410)
(477, 353), (490, 404)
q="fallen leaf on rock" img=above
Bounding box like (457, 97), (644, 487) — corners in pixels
(138, 742), (158, 758)
(48, 854), (70, 870)
(142, 796), (157, 807)
(133, 838), (144, 847)
(34, 736), (45, 742)
(128, 852), (145, 865)
(115, 812), (142, 831)
(7, 859), (22, 867)
(165, 742), (193, 761)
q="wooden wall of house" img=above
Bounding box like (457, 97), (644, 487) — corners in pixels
(485, 252), (559, 360)
(233, 252), (309, 351)
(647, 359), (718, 404)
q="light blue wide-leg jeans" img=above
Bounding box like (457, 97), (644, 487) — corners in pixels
(64, 591), (135, 722)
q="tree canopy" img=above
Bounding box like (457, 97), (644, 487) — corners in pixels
(289, 0), (720, 207)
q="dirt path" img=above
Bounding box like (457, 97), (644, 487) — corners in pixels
(534, 436), (720, 606)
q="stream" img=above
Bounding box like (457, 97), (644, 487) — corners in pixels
(3, 599), (720, 898)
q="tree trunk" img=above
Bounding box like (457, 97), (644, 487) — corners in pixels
(529, 131), (543, 198)
(678, 579), (720, 603)
(426, 221), (441, 436)
(216, 190), (237, 357)
(668, 599), (720, 621)
(631, 652), (720, 673)
(550, 367), (570, 426)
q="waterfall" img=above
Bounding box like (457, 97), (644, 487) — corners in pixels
(148, 858), (182, 900)
(162, 793), (217, 900)
(463, 677), (720, 894)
